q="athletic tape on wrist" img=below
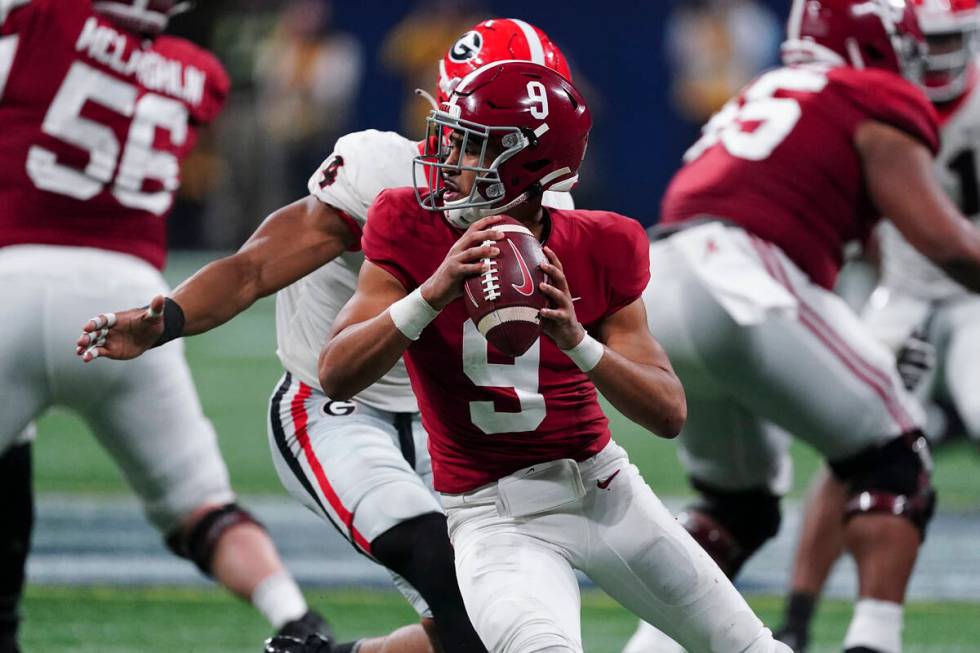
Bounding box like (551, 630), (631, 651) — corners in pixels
(389, 288), (439, 341)
(562, 333), (604, 372)
(151, 298), (186, 348)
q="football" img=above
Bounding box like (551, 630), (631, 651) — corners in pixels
(463, 216), (548, 357)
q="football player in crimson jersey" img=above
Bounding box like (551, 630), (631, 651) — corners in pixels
(628, 1), (980, 653)
(0, 1), (337, 651)
(772, 1), (980, 651)
(76, 18), (573, 653)
(319, 61), (790, 653)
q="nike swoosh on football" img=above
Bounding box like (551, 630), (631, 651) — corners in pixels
(509, 240), (535, 296)
(596, 469), (621, 490)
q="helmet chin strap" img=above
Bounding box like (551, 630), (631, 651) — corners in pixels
(444, 191), (530, 229)
(414, 88), (439, 111)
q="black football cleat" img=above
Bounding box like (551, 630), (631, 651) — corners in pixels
(263, 633), (333, 653)
(264, 610), (334, 653)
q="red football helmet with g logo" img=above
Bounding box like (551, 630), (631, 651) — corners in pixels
(438, 19), (572, 105)
(415, 61), (591, 229)
(911, 0), (980, 101)
(93, 0), (190, 35)
(782, 0), (928, 82)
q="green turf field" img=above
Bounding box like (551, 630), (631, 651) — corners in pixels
(33, 252), (980, 505)
(21, 586), (980, 653)
(26, 253), (980, 653)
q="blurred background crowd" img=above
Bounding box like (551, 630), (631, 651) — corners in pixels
(165, 0), (784, 249)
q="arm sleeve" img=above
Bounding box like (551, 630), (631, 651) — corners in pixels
(835, 68), (940, 155)
(308, 130), (409, 226)
(361, 189), (417, 292)
(308, 130), (417, 250)
(603, 216), (651, 317)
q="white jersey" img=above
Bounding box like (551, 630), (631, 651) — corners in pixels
(275, 129), (574, 412)
(879, 70), (980, 301)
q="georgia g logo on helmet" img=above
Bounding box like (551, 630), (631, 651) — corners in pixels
(449, 30), (483, 63)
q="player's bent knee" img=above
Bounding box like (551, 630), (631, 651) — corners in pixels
(165, 503), (264, 575)
(829, 433), (936, 538)
(679, 480), (781, 577)
(358, 479), (443, 538)
(520, 644), (578, 653)
(490, 611), (579, 653)
(371, 513), (461, 615)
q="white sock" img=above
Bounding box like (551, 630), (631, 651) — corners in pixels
(251, 570), (308, 629)
(843, 598), (903, 653)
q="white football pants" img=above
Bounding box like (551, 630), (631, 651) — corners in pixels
(644, 223), (924, 494)
(0, 245), (234, 532)
(442, 441), (788, 653)
(267, 372), (443, 616)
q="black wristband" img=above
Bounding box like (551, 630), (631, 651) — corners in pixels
(151, 297), (186, 348)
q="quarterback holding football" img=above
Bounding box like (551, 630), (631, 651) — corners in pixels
(319, 60), (791, 653)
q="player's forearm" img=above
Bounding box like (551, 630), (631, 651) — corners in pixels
(590, 351), (687, 439)
(318, 314), (412, 400)
(171, 255), (266, 336)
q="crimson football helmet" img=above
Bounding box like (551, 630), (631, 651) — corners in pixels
(93, 0), (191, 36)
(912, 0), (980, 101)
(781, 0), (928, 83)
(438, 19), (572, 105)
(415, 61), (591, 228)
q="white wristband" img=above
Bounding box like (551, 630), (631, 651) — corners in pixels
(389, 288), (440, 341)
(562, 333), (604, 372)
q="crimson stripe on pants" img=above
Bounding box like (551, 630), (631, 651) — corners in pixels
(289, 380), (374, 554)
(748, 236), (915, 433)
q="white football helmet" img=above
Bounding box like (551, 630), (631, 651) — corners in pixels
(93, 0), (191, 36)
(912, 0), (980, 101)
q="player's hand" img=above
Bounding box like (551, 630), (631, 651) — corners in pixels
(419, 215), (505, 310)
(538, 246), (586, 350)
(75, 294), (166, 362)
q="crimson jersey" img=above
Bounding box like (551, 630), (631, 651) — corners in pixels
(0, 0), (229, 269)
(363, 187), (649, 493)
(662, 64), (939, 290)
